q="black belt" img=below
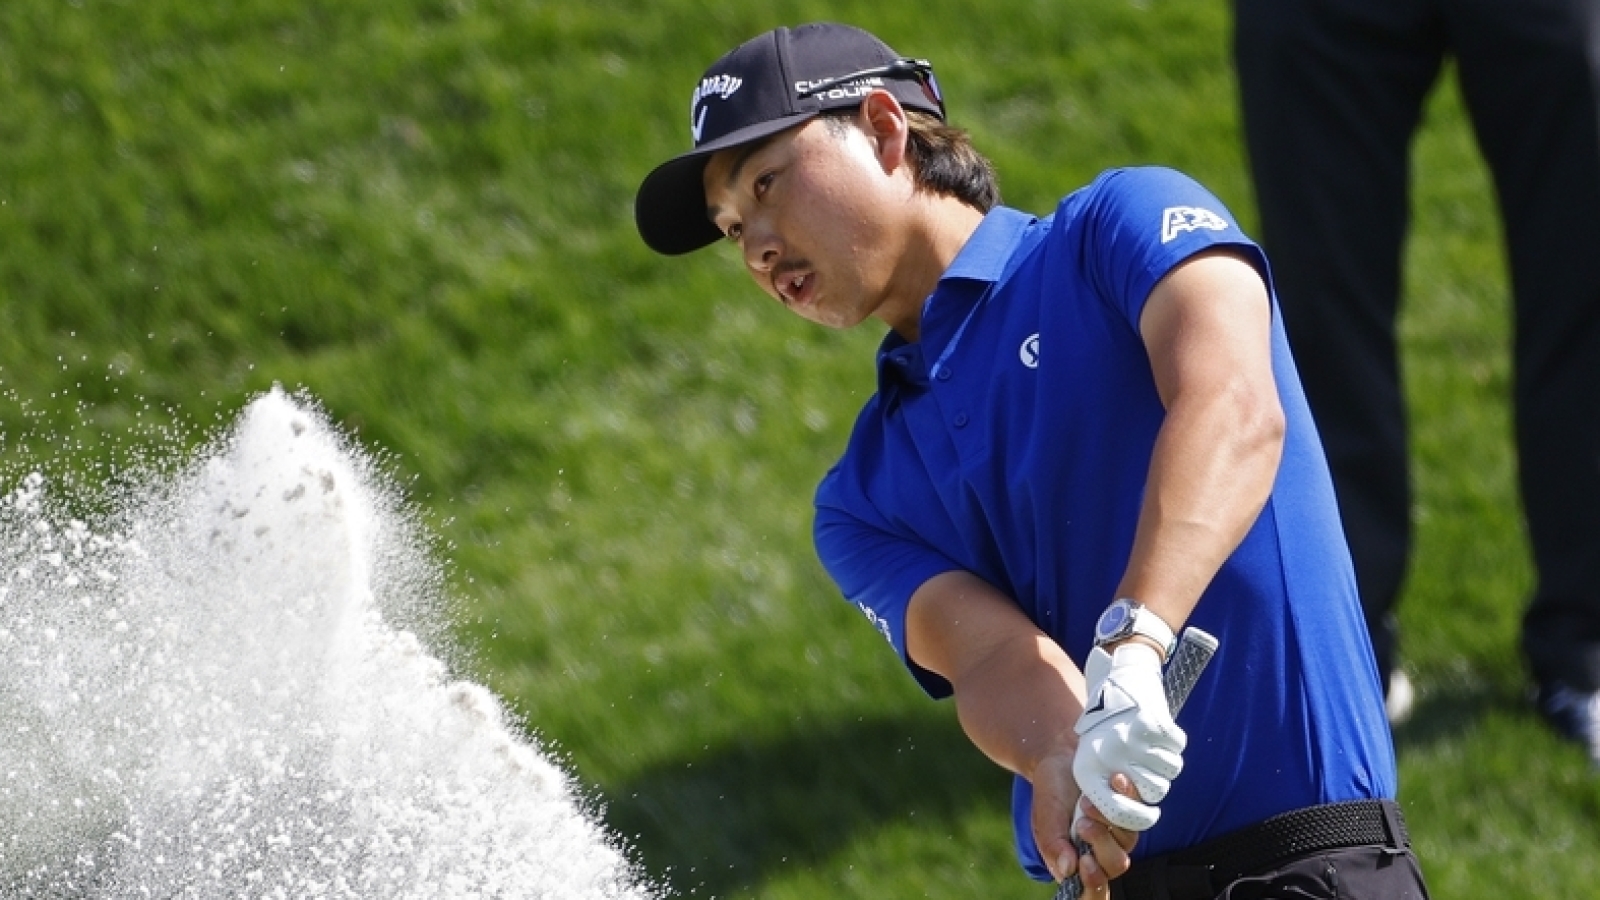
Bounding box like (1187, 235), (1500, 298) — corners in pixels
(1112, 799), (1412, 900)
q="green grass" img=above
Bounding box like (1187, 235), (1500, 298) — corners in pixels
(2, 0), (1597, 896)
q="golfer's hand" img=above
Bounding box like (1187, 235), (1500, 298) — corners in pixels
(1029, 747), (1084, 883)
(1071, 777), (1143, 894)
(1031, 760), (1142, 890)
(1072, 643), (1185, 831)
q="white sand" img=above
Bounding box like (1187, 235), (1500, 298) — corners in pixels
(0, 388), (661, 899)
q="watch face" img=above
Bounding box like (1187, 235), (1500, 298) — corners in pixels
(1096, 601), (1131, 642)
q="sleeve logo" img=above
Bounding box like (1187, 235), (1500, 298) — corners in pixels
(1160, 207), (1229, 244)
(857, 603), (894, 645)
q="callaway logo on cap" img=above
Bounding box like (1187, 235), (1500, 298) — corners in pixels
(634, 22), (947, 256)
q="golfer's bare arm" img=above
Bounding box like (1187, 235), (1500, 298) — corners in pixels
(907, 570), (1087, 781)
(907, 570), (1109, 886)
(1117, 247), (1286, 637)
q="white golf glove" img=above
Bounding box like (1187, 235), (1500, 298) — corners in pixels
(1073, 642), (1186, 832)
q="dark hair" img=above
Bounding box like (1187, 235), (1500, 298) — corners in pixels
(822, 110), (1000, 212)
(903, 110), (1001, 212)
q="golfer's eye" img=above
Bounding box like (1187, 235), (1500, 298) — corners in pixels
(753, 171), (774, 199)
(725, 222), (743, 242)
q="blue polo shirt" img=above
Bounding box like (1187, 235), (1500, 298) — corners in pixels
(812, 166), (1395, 879)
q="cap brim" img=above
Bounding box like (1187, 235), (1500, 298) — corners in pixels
(634, 111), (819, 256)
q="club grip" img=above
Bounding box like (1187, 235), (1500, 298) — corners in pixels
(1051, 627), (1218, 900)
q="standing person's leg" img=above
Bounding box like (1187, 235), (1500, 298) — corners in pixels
(1450, 0), (1600, 756)
(1233, 0), (1445, 695)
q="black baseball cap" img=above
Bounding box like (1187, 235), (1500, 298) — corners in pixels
(634, 23), (947, 256)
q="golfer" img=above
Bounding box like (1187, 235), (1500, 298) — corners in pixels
(634, 22), (1430, 899)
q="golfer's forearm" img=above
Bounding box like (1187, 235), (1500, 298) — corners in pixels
(950, 632), (1087, 780)
(906, 570), (1087, 780)
(1117, 383), (1284, 627)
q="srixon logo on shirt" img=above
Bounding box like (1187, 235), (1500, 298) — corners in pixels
(794, 76), (885, 103)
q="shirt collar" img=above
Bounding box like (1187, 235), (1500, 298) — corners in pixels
(874, 206), (1038, 394)
(939, 205), (1038, 285)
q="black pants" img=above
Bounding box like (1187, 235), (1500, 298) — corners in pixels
(1109, 801), (1430, 900)
(1111, 845), (1431, 900)
(1233, 0), (1600, 692)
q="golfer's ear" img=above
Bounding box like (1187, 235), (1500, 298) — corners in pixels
(860, 89), (910, 172)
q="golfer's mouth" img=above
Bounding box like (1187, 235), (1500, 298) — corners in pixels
(776, 269), (814, 308)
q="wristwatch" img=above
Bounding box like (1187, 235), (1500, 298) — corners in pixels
(1093, 598), (1176, 659)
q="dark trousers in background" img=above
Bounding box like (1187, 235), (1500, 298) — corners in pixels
(1233, 0), (1600, 693)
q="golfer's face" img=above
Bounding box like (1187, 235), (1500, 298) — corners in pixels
(703, 115), (903, 330)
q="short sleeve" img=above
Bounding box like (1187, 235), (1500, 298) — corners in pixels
(813, 470), (962, 698)
(1074, 167), (1269, 327)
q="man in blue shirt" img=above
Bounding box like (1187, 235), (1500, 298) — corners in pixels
(634, 22), (1430, 899)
